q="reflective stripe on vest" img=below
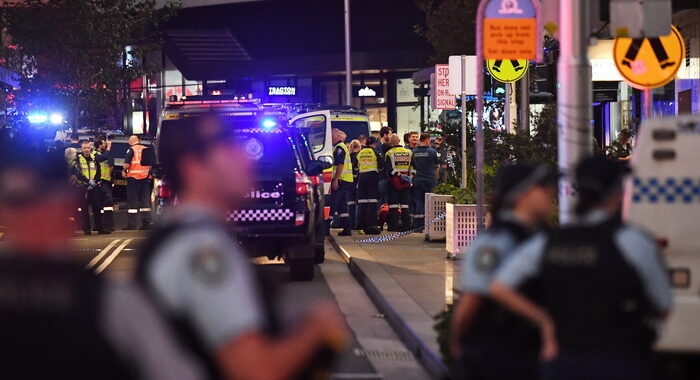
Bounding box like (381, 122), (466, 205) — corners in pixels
(77, 154), (97, 181)
(357, 147), (378, 173)
(333, 143), (354, 183)
(127, 145), (151, 180)
(387, 146), (412, 175)
(99, 159), (111, 181)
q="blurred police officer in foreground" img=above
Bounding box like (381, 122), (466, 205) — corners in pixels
(490, 157), (672, 380)
(95, 138), (115, 233)
(137, 117), (349, 380)
(73, 141), (106, 235)
(410, 133), (439, 230)
(123, 135), (152, 230)
(451, 164), (557, 380)
(385, 134), (412, 231)
(329, 128), (353, 236)
(0, 138), (204, 380)
(356, 136), (383, 234)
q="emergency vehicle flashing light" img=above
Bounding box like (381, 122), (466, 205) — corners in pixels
(262, 119), (277, 129)
(27, 113), (48, 124)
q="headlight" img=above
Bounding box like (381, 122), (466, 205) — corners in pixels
(50, 114), (64, 125)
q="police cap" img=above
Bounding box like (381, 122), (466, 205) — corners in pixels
(497, 163), (558, 207)
(575, 156), (630, 200)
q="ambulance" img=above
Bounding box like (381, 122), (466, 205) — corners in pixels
(290, 107), (371, 196)
(622, 114), (700, 354)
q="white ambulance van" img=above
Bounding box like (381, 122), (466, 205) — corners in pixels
(622, 114), (700, 354)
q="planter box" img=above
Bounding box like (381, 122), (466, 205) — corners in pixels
(424, 193), (452, 241)
(446, 203), (490, 257)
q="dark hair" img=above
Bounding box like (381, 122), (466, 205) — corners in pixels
(573, 156), (627, 215)
(379, 127), (392, 138)
(419, 133), (431, 143)
(70, 133), (79, 141)
(403, 133), (411, 144)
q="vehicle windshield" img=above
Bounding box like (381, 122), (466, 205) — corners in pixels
(294, 115), (326, 153)
(331, 120), (369, 142)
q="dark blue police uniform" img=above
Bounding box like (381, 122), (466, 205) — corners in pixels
(410, 145), (438, 229)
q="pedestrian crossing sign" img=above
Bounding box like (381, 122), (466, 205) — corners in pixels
(613, 25), (685, 89)
(486, 59), (529, 83)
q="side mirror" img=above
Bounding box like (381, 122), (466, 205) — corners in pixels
(305, 156), (333, 176)
(317, 155), (333, 169)
(151, 163), (164, 179)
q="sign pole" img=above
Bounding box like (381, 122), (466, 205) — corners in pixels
(344, 0), (352, 106)
(476, 2), (487, 231)
(643, 88), (652, 121)
(461, 55), (468, 189)
(557, 0), (593, 224)
(519, 69), (530, 133)
(504, 83), (511, 133)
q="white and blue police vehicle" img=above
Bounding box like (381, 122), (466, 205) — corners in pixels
(154, 96), (331, 281)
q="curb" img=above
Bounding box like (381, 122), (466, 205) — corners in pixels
(328, 235), (451, 380)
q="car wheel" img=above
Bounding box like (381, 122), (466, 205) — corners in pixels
(289, 258), (315, 281)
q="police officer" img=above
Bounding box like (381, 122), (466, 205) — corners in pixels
(410, 133), (439, 230)
(433, 136), (448, 184)
(95, 138), (114, 233)
(490, 157), (672, 380)
(356, 136), (383, 234)
(329, 128), (354, 236)
(377, 127), (393, 206)
(348, 139), (362, 229)
(123, 135), (152, 230)
(606, 128), (633, 161)
(0, 139), (204, 380)
(450, 164), (557, 380)
(73, 141), (105, 235)
(137, 117), (349, 380)
(385, 134), (412, 231)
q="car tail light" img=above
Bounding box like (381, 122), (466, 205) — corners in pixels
(309, 175), (321, 186)
(295, 173), (311, 195)
(158, 183), (173, 198)
(322, 171), (333, 184)
(295, 213), (305, 226)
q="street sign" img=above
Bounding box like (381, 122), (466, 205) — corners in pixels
(448, 55), (477, 95)
(483, 0), (538, 60)
(433, 64), (456, 110)
(613, 25), (685, 89)
(610, 0), (671, 38)
(486, 59), (529, 83)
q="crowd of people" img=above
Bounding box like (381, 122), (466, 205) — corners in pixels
(327, 126), (452, 236)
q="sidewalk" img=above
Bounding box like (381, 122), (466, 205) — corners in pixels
(330, 231), (460, 379)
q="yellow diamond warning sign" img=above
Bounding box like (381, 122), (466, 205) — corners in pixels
(486, 59), (529, 83)
(613, 25), (685, 89)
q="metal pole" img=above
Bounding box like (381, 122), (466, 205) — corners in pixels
(475, 4), (486, 231)
(643, 88), (652, 120)
(344, 0), (352, 106)
(461, 55), (468, 189)
(557, 0), (593, 224)
(504, 83), (511, 133)
(519, 69), (530, 133)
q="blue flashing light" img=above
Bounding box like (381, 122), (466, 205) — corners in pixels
(27, 113), (48, 124)
(262, 119), (277, 129)
(50, 113), (64, 125)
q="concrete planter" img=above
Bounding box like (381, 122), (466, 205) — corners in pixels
(424, 193), (451, 241)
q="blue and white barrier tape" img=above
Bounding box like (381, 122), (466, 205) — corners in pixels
(356, 212), (446, 243)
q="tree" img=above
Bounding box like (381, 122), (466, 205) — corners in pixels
(414, 0), (477, 64)
(0, 0), (179, 130)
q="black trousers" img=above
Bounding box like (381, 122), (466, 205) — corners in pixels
(80, 187), (103, 233)
(356, 172), (380, 230)
(99, 180), (114, 231)
(329, 180), (351, 230)
(388, 185), (411, 231)
(126, 177), (151, 228)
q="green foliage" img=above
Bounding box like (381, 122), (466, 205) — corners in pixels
(433, 182), (458, 196)
(414, 0), (477, 63)
(448, 187), (475, 204)
(433, 300), (458, 367)
(0, 0), (181, 129)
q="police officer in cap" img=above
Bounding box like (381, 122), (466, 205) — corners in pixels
(451, 163), (557, 380)
(95, 138), (115, 233)
(490, 156), (672, 380)
(355, 136), (383, 234)
(329, 128), (354, 236)
(410, 133), (439, 230)
(0, 138), (204, 380)
(73, 141), (106, 235)
(137, 116), (349, 380)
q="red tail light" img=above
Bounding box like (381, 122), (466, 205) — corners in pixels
(158, 183), (172, 198)
(309, 175), (321, 186)
(322, 171), (332, 183)
(295, 173), (311, 195)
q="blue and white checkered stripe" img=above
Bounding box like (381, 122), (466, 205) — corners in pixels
(227, 208), (294, 222)
(632, 177), (700, 204)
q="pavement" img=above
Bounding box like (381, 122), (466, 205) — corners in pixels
(329, 230), (458, 380)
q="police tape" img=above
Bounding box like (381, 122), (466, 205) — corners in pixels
(355, 212), (447, 243)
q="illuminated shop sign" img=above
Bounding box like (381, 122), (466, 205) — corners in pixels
(354, 85), (383, 98)
(268, 86), (296, 96)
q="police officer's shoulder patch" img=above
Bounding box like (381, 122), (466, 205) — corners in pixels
(190, 246), (228, 285)
(474, 246), (501, 273)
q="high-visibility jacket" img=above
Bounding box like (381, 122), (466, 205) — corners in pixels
(333, 142), (354, 183)
(126, 145), (151, 180)
(357, 147), (379, 173)
(99, 159), (111, 181)
(76, 153), (99, 183)
(386, 146), (412, 176)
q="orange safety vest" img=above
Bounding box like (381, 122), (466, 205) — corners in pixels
(126, 145), (151, 180)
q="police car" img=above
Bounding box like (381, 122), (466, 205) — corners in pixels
(155, 96), (331, 281)
(623, 114), (700, 354)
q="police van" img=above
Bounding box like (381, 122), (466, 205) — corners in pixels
(290, 107), (371, 195)
(622, 114), (700, 355)
(154, 96), (331, 281)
